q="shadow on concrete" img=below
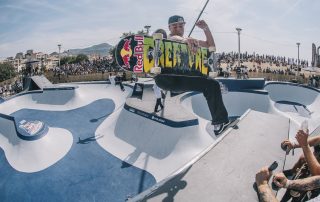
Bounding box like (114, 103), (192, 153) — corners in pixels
(141, 166), (192, 202)
(90, 113), (112, 123)
(77, 134), (104, 144)
(121, 149), (142, 168)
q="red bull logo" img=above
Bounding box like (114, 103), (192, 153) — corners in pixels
(120, 39), (132, 69)
(133, 35), (144, 73)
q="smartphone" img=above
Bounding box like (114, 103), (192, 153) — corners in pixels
(268, 161), (278, 171)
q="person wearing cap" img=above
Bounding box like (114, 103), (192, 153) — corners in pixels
(170, 15), (229, 135)
(168, 15), (216, 54)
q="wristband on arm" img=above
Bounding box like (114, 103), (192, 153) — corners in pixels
(292, 141), (299, 149)
(284, 180), (291, 188)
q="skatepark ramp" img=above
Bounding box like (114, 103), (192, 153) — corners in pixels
(181, 81), (320, 133)
(181, 89), (273, 120)
(134, 110), (291, 201)
(265, 82), (320, 106)
(217, 78), (265, 91)
(1, 79), (320, 201)
(0, 112), (72, 173)
(265, 82), (320, 132)
(23, 75), (54, 91)
(0, 83), (135, 201)
(0, 113), (18, 143)
(96, 99), (211, 182)
(126, 81), (198, 128)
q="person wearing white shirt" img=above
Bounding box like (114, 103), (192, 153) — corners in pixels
(153, 83), (163, 113)
(157, 15), (230, 136)
(109, 73), (116, 85)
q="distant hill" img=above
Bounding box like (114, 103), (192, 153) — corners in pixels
(65, 43), (113, 56)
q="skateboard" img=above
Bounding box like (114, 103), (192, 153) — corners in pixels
(114, 34), (215, 76)
(115, 34), (224, 122)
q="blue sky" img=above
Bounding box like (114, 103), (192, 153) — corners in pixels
(0, 0), (319, 62)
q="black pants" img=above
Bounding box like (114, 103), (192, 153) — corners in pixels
(155, 74), (229, 124)
(119, 82), (124, 91)
(154, 98), (163, 112)
(116, 80), (124, 91)
(203, 77), (229, 125)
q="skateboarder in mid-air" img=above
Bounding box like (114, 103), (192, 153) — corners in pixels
(114, 15), (232, 135)
(160, 15), (230, 135)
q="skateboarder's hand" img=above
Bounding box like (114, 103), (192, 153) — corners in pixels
(273, 172), (288, 188)
(296, 129), (309, 148)
(255, 166), (272, 186)
(196, 20), (209, 31)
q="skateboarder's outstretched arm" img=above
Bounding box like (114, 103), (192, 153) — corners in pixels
(195, 20), (216, 50)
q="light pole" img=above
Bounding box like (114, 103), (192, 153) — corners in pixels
(144, 25), (151, 36)
(296, 42), (300, 67)
(297, 42), (300, 80)
(58, 44), (61, 68)
(294, 42), (301, 81)
(236, 28), (242, 67)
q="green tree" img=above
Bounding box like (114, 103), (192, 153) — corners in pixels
(60, 56), (77, 65)
(75, 54), (89, 63)
(0, 62), (16, 82)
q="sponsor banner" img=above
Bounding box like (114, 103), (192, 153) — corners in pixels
(117, 35), (144, 73)
(151, 115), (166, 123)
(133, 35), (144, 73)
(124, 104), (198, 128)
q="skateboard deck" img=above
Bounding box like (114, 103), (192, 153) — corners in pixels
(114, 34), (213, 76)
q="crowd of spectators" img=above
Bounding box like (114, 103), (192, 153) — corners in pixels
(309, 75), (320, 88)
(0, 80), (23, 98)
(218, 51), (309, 69)
(216, 52), (315, 81)
(50, 58), (121, 78)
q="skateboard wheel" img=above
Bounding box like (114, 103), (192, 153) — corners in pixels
(150, 67), (161, 74)
(209, 71), (218, 78)
(148, 50), (154, 60)
(153, 33), (163, 40)
(203, 59), (209, 67)
(208, 58), (214, 65)
(208, 46), (216, 52)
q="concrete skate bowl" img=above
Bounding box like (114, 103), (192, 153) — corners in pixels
(181, 82), (320, 131)
(181, 89), (273, 120)
(0, 84), (152, 202)
(265, 82), (320, 130)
